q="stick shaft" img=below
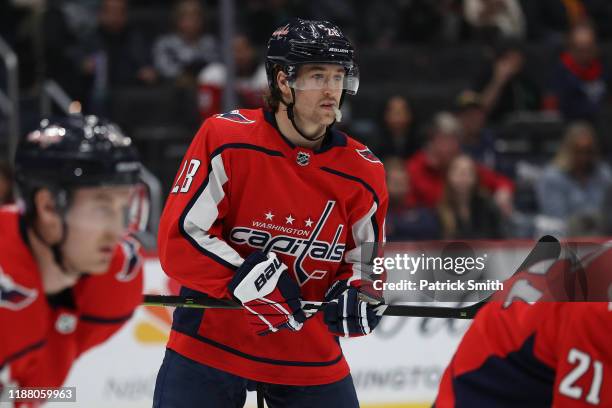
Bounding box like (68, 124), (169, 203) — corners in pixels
(142, 294), (483, 318)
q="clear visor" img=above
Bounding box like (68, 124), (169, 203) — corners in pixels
(288, 65), (359, 95)
(64, 183), (149, 235)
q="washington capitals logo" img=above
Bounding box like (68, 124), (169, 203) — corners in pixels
(230, 201), (345, 286)
(0, 267), (38, 311)
(356, 148), (381, 164)
(215, 110), (255, 124)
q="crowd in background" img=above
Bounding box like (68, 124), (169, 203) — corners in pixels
(2, 0), (612, 243)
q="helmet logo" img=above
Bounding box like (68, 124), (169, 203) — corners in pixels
(26, 126), (66, 148)
(296, 151), (310, 166)
(272, 24), (290, 37)
(317, 25), (341, 37)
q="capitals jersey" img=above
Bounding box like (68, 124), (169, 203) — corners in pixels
(0, 207), (143, 395)
(435, 244), (612, 407)
(158, 108), (388, 385)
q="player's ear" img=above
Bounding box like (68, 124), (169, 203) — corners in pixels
(276, 70), (292, 102)
(33, 189), (63, 237)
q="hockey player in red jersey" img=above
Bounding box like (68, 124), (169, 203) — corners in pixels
(435, 243), (612, 407)
(0, 115), (144, 405)
(154, 18), (388, 407)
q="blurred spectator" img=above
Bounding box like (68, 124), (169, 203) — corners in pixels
(472, 41), (541, 122)
(371, 95), (419, 160)
(153, 0), (218, 82)
(78, 0), (157, 113)
(464, 0), (526, 40)
(454, 90), (497, 169)
(438, 155), (504, 239)
(535, 122), (612, 227)
(544, 23), (608, 122)
(197, 34), (267, 119)
(385, 156), (440, 241)
(0, 161), (14, 205)
(406, 112), (514, 213)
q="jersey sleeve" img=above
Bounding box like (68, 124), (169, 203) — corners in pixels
(333, 166), (389, 294)
(157, 119), (243, 299)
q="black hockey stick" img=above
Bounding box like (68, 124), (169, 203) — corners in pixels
(142, 293), (484, 318)
(143, 236), (560, 319)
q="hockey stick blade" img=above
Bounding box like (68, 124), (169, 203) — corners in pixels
(143, 235), (560, 319)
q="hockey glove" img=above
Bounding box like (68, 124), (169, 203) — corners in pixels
(323, 280), (384, 338)
(229, 251), (307, 336)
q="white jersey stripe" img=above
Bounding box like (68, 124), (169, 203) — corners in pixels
(183, 154), (243, 267)
(345, 202), (378, 284)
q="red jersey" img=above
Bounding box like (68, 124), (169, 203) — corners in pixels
(436, 245), (612, 407)
(158, 108), (388, 385)
(0, 207), (143, 394)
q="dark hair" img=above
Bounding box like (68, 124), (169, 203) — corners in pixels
(263, 64), (284, 112)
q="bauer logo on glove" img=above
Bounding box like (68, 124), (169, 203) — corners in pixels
(229, 251), (307, 336)
(254, 255), (283, 291)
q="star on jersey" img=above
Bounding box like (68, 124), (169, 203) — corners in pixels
(264, 211), (274, 220)
(305, 218), (314, 227)
(285, 215), (295, 225)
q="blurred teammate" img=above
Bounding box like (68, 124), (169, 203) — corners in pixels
(435, 243), (612, 407)
(154, 18), (388, 407)
(0, 115), (145, 405)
